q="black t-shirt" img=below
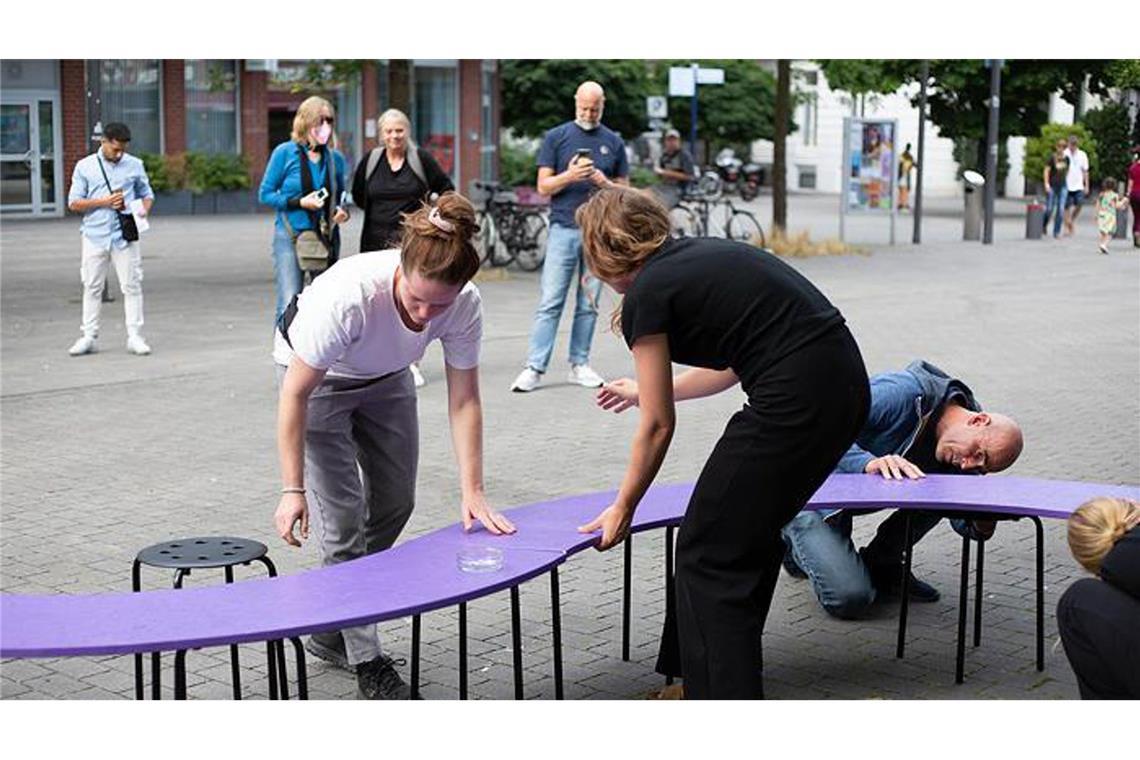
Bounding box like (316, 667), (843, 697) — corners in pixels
(1048, 155), (1070, 190)
(620, 237), (845, 396)
(362, 159), (426, 249)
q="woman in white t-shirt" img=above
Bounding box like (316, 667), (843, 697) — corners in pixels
(272, 192), (515, 700)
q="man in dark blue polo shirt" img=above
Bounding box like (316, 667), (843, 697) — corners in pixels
(510, 81), (629, 393)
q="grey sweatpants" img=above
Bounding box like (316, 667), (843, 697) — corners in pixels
(276, 364), (419, 665)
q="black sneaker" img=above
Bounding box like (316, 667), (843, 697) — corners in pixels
(867, 561), (941, 603)
(305, 631), (351, 671)
(356, 654), (412, 700)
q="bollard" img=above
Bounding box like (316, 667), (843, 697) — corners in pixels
(963, 171), (985, 241)
(1115, 207), (1129, 240)
(1026, 201), (1044, 240)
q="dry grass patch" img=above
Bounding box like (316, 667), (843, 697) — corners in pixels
(757, 227), (869, 257)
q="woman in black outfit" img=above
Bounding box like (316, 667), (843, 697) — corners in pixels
(351, 108), (454, 252)
(576, 187), (869, 699)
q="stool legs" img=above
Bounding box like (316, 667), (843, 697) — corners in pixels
(223, 566), (243, 700)
(458, 602), (468, 700)
(955, 534), (971, 684)
(1032, 516), (1044, 671)
(973, 540), (985, 648)
(411, 614), (422, 699)
(664, 526), (676, 687)
(132, 560), (144, 700)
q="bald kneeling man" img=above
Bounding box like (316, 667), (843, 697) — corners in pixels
(780, 359), (1024, 619)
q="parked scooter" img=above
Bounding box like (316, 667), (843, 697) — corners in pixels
(739, 161), (761, 201)
(714, 147), (760, 201)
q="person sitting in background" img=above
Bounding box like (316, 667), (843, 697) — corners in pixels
(1057, 497), (1140, 699)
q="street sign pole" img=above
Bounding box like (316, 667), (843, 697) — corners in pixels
(983, 59), (1002, 245)
(913, 59), (928, 244)
(690, 63), (699, 159)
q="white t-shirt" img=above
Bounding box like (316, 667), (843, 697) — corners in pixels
(273, 250), (482, 378)
(1064, 148), (1089, 192)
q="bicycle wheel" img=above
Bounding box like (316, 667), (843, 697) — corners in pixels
(474, 210), (497, 266)
(669, 205), (701, 238)
(512, 211), (548, 271)
(727, 210), (765, 247)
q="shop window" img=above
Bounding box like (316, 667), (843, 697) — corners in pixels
(185, 60), (238, 155)
(88, 60), (161, 154)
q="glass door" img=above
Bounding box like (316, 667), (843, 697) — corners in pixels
(1, 95), (60, 216)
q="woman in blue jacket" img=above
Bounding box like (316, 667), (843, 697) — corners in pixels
(259, 95), (349, 323)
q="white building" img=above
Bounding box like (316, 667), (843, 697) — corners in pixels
(752, 61), (1097, 200)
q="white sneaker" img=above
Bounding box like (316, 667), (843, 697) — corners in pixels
(510, 367), (542, 393)
(126, 334), (151, 356)
(568, 364), (604, 388)
(409, 363), (426, 388)
(68, 335), (97, 356)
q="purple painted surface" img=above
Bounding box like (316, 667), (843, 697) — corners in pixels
(0, 544), (562, 658)
(2, 475), (1136, 659)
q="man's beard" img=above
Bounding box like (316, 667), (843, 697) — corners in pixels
(575, 119), (600, 131)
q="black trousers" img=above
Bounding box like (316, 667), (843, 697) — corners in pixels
(1057, 578), (1140, 699)
(659, 326), (869, 698)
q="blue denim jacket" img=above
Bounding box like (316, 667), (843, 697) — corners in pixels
(836, 359), (981, 476)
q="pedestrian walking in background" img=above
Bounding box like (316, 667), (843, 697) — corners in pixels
(653, 128), (695, 209)
(1095, 177), (1129, 255)
(352, 108), (454, 387)
(1043, 139), (1070, 238)
(510, 80), (629, 394)
(898, 143), (916, 211)
(1127, 146), (1140, 248)
(258, 96), (349, 324)
(1062, 134), (1090, 237)
(66, 122), (154, 357)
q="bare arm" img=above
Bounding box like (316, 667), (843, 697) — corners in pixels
(445, 364), (515, 534)
(537, 157), (595, 196)
(273, 356), (327, 546)
(596, 366), (738, 413)
(580, 334), (675, 549)
(69, 195), (115, 213)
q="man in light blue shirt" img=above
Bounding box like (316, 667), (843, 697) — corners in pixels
(66, 122), (155, 356)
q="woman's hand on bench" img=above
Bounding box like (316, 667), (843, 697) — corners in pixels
(865, 455), (926, 481)
(461, 491), (516, 535)
(275, 492), (310, 547)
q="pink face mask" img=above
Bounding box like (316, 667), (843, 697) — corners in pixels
(311, 122), (332, 145)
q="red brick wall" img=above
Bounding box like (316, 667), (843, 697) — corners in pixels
(60, 60), (89, 202)
(240, 66), (269, 187)
(458, 60), (482, 195)
(361, 62), (379, 152)
(162, 60), (186, 155)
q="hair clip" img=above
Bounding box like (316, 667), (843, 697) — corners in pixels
(428, 206), (455, 233)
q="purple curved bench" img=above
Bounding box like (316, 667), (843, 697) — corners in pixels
(2, 475), (1136, 699)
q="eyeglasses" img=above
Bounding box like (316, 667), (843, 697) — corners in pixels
(320, 116), (335, 126)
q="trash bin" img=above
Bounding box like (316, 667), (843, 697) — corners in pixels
(1026, 200), (1045, 240)
(963, 170), (985, 241)
(1116, 206), (1129, 240)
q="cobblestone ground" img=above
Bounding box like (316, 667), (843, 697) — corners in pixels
(2, 195), (1137, 700)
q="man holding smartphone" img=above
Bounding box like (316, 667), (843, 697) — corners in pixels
(510, 81), (629, 393)
(66, 122), (155, 356)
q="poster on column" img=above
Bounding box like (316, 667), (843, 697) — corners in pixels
(844, 118), (896, 213)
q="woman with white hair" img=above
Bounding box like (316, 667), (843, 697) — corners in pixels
(352, 108), (454, 254)
(259, 96), (349, 323)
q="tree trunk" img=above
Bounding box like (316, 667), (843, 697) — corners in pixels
(773, 60), (790, 234)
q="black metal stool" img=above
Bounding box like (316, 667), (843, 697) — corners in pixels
(131, 536), (307, 700)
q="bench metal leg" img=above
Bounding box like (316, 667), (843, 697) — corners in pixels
(174, 650), (188, 700)
(458, 602), (468, 700)
(973, 539), (985, 648)
(896, 512), (914, 659)
(289, 637), (308, 700)
(131, 560), (144, 700)
(266, 640), (279, 700)
(151, 652), (161, 700)
(956, 534), (971, 684)
(622, 535), (632, 661)
(550, 568), (563, 700)
(223, 565), (243, 699)
(664, 526), (676, 686)
(275, 640), (290, 700)
(411, 614), (421, 700)
(511, 585), (524, 700)
(1032, 516), (1044, 671)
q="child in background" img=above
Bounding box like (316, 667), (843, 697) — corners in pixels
(1095, 178), (1128, 255)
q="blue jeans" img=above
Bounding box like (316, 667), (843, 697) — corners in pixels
(523, 224), (603, 373)
(272, 223), (303, 325)
(781, 509), (941, 619)
(1046, 186), (1068, 237)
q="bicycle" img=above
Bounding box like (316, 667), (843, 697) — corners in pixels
(471, 181), (550, 271)
(668, 171), (765, 247)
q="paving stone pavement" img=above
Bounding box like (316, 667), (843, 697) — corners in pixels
(1, 195), (1137, 700)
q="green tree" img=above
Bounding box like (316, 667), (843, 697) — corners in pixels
(500, 60), (652, 139)
(1023, 123), (1099, 194)
(1082, 103), (1132, 185)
